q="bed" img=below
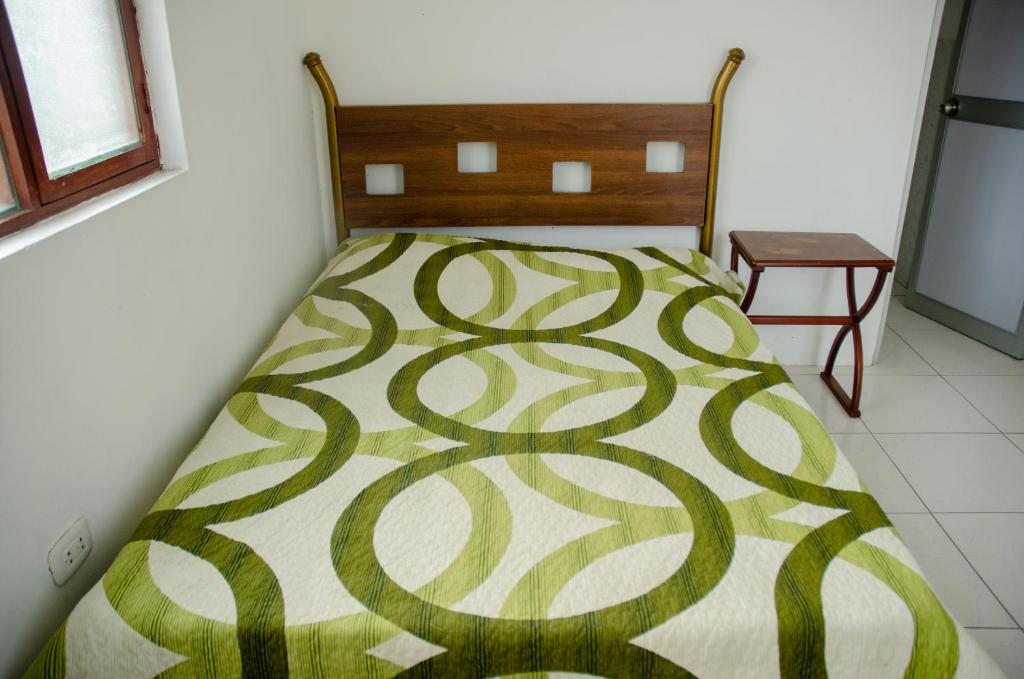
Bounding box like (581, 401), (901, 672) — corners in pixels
(27, 50), (1002, 678)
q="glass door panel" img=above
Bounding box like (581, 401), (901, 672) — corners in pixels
(954, 0), (1024, 101)
(906, 0), (1024, 358)
(916, 120), (1024, 333)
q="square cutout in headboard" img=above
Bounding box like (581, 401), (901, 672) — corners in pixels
(646, 141), (685, 173)
(552, 161), (592, 193)
(365, 164), (404, 195)
(457, 142), (497, 173)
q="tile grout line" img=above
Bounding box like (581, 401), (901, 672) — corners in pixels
(860, 428), (930, 512)
(890, 322), (1024, 453)
(942, 376), (1024, 452)
(883, 510), (1024, 515)
(888, 295), (1024, 415)
(930, 515), (1024, 633)
(849, 431), (1020, 436)
(885, 323), (1009, 436)
(863, 417), (1023, 631)
(870, 318), (1024, 631)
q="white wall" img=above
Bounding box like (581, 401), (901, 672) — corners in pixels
(304, 0), (940, 366)
(0, 1), (327, 674)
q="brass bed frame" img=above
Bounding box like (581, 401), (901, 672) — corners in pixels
(302, 48), (743, 257)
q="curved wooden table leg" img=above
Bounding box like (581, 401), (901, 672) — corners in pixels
(820, 267), (890, 417)
(739, 268), (762, 313)
(731, 242), (763, 313)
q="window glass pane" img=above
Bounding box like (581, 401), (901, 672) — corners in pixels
(6, 0), (141, 178)
(0, 140), (18, 216)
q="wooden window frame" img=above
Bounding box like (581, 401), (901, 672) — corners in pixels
(0, 0), (159, 240)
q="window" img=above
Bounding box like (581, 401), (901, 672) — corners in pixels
(0, 0), (158, 239)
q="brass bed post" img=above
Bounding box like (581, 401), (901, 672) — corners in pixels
(303, 52), (348, 243)
(701, 47), (745, 258)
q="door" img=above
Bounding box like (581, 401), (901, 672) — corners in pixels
(903, 0), (1024, 359)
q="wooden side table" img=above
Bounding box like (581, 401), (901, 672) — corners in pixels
(729, 231), (895, 417)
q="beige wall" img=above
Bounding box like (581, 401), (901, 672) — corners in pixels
(0, 1), (327, 673)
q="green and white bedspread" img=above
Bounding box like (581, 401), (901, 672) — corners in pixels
(29, 233), (1001, 678)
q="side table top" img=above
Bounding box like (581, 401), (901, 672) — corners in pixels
(729, 231), (895, 268)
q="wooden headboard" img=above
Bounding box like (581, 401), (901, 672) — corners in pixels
(303, 49), (743, 257)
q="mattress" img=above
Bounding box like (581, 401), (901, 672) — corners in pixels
(28, 233), (1002, 678)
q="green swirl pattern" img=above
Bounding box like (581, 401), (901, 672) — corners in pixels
(28, 233), (999, 679)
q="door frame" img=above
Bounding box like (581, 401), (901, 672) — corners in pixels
(899, 0), (1024, 359)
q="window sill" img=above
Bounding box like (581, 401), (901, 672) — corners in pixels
(0, 167), (185, 261)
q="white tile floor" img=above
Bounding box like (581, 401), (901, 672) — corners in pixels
(787, 288), (1024, 678)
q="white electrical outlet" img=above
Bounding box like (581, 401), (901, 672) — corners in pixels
(47, 517), (92, 586)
